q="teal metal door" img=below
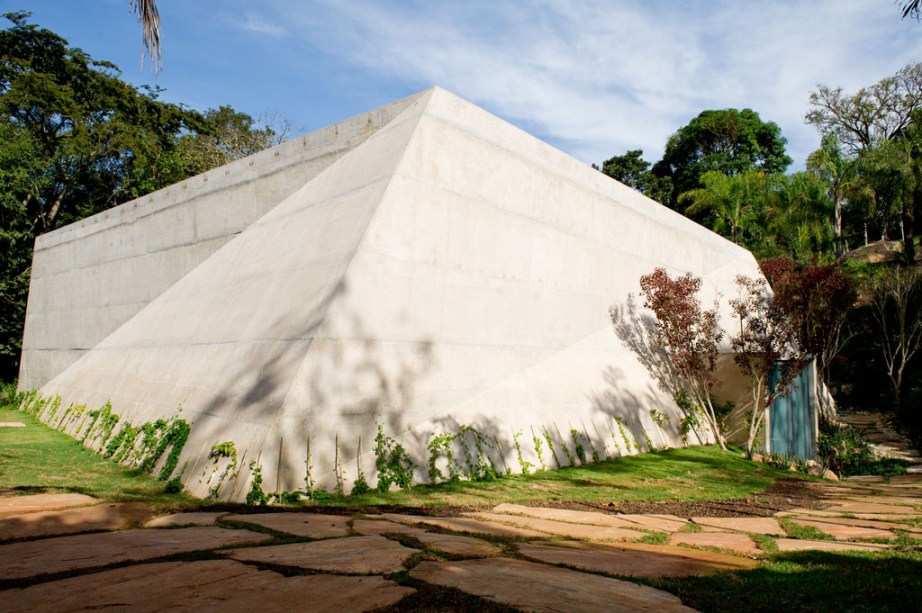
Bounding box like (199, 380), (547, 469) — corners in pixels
(769, 364), (815, 460)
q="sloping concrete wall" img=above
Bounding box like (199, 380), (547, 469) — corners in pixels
(19, 91), (426, 389)
(27, 87), (763, 499)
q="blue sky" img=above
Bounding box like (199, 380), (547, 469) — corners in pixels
(8, 1), (922, 169)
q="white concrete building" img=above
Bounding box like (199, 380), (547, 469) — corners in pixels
(20, 88), (766, 499)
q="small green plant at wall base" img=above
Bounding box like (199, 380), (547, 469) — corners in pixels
(614, 417), (633, 452)
(164, 477), (184, 494)
(650, 409), (670, 428)
(642, 429), (655, 452)
(427, 432), (455, 483)
(570, 428), (587, 465)
(206, 440), (239, 500)
(513, 430), (533, 475)
(352, 434), (371, 495)
(246, 461), (269, 505)
(374, 423), (415, 492)
(543, 428), (561, 468)
(531, 427), (546, 470)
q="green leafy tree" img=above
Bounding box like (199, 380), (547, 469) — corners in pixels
(679, 169), (776, 246)
(0, 13), (283, 380)
(599, 149), (672, 204)
(652, 108), (791, 208)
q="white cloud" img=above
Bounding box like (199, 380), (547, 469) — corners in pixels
(259, 0), (922, 168)
(232, 11), (288, 38)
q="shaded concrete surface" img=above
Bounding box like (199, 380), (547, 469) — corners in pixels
(0, 474), (919, 611)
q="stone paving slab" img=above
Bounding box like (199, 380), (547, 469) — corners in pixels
(669, 532), (760, 555)
(0, 422), (25, 428)
(0, 493), (99, 517)
(222, 512), (350, 538)
(415, 532), (501, 557)
(787, 518), (898, 540)
(775, 508), (845, 518)
(0, 526), (269, 581)
(228, 535), (413, 574)
(146, 512), (229, 528)
(0, 559), (414, 613)
(518, 540), (758, 578)
(410, 557), (699, 612)
(823, 502), (916, 515)
(614, 514), (690, 533)
(463, 512), (647, 542)
(820, 495), (921, 507)
(691, 517), (785, 536)
(351, 518), (429, 537)
(491, 503), (641, 528)
(380, 513), (548, 538)
(787, 514), (922, 533)
(774, 538), (892, 552)
(0, 503), (152, 541)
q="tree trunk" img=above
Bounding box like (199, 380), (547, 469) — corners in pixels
(905, 191), (918, 265)
(834, 193), (843, 257)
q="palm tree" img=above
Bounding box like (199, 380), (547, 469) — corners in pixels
(679, 170), (770, 246)
(130, 0), (161, 73)
(807, 133), (856, 256)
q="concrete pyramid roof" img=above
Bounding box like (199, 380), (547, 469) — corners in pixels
(29, 87), (762, 498)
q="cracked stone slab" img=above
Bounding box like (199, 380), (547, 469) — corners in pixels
(614, 514), (690, 533)
(409, 557), (699, 612)
(0, 503), (152, 541)
(222, 512), (350, 537)
(787, 518), (898, 540)
(775, 539), (892, 552)
(415, 532), (502, 557)
(0, 493), (99, 517)
(519, 540), (758, 578)
(228, 535), (414, 574)
(146, 512), (229, 528)
(491, 504), (641, 529)
(669, 532), (760, 555)
(351, 518), (429, 537)
(691, 517), (785, 536)
(0, 559), (413, 612)
(463, 512), (646, 542)
(379, 513), (548, 538)
(0, 526), (269, 580)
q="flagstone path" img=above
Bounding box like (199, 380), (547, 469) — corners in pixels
(0, 464), (920, 611)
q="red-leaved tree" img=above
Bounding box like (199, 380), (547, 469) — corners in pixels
(637, 268), (727, 449)
(730, 274), (807, 455)
(759, 257), (856, 416)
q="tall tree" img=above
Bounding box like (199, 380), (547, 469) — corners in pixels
(652, 108), (791, 208)
(636, 268), (727, 449)
(599, 149), (672, 205)
(0, 13), (283, 380)
(867, 267), (922, 411)
(760, 257), (856, 416)
(806, 63), (922, 154)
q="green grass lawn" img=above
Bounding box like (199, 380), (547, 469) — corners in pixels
(312, 445), (789, 509)
(2, 401), (921, 611)
(0, 406), (198, 510)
